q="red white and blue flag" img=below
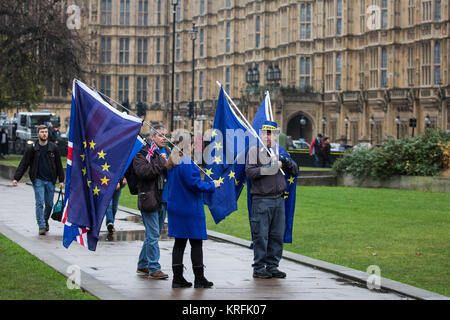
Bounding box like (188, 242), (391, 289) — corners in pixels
(62, 79), (143, 251)
(145, 142), (158, 162)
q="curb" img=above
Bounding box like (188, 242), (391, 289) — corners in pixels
(119, 205), (449, 300)
(0, 223), (127, 300)
(206, 231), (449, 300)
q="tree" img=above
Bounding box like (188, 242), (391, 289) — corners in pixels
(0, 0), (87, 111)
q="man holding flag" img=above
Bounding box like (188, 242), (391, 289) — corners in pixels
(246, 120), (299, 279)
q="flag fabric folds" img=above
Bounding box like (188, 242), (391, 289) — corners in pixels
(246, 94), (299, 243)
(204, 87), (254, 224)
(62, 79), (142, 251)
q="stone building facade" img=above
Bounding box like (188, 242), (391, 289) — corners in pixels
(37, 0), (450, 143)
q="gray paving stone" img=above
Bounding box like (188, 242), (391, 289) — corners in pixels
(0, 177), (428, 300)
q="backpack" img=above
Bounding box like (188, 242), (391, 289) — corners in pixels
(124, 161), (139, 195)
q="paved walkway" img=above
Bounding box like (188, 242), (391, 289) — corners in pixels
(0, 177), (411, 300)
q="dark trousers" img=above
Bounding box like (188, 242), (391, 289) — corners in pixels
(172, 238), (203, 266)
(250, 197), (285, 272)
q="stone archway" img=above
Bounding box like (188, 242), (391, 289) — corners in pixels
(287, 112), (314, 143)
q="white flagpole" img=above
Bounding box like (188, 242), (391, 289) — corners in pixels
(216, 81), (285, 176)
(266, 91), (274, 122)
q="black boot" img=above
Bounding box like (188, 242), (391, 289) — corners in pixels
(172, 264), (192, 288)
(193, 265), (213, 288)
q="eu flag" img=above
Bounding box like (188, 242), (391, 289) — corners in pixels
(204, 87), (255, 223)
(247, 93), (298, 243)
(62, 79), (143, 251)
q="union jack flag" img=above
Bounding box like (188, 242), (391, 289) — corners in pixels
(145, 141), (159, 162)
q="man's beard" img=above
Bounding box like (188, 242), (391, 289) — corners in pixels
(38, 136), (47, 143)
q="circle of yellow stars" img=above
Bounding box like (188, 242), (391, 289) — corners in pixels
(80, 139), (112, 196)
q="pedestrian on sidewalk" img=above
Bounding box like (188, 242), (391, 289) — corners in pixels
(105, 176), (127, 235)
(245, 120), (299, 279)
(12, 124), (64, 235)
(0, 128), (8, 158)
(133, 124), (170, 280)
(166, 136), (220, 288)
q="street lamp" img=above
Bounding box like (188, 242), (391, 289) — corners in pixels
(189, 23), (198, 129)
(425, 114), (431, 129)
(395, 116), (400, 139)
(370, 116), (375, 145)
(299, 116), (306, 140)
(245, 65), (260, 89)
(170, 0), (179, 132)
(322, 117), (326, 135)
(252, 66), (260, 86)
(266, 63), (274, 84)
(246, 66), (253, 85)
(273, 63), (281, 85)
(344, 116), (349, 145)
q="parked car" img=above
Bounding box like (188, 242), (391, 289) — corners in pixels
(330, 143), (345, 152)
(292, 140), (309, 149)
(352, 142), (372, 150)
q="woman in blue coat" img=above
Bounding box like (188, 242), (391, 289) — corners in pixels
(166, 139), (220, 288)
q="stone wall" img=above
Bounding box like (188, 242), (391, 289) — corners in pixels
(337, 174), (450, 194)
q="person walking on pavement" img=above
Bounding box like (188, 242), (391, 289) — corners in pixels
(245, 120), (299, 279)
(166, 136), (220, 288)
(105, 176), (127, 235)
(133, 124), (170, 280)
(309, 133), (324, 168)
(0, 128), (8, 158)
(12, 124), (64, 235)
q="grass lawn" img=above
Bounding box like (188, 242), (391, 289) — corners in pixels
(0, 234), (98, 300)
(120, 184), (450, 297)
(0, 154), (67, 167)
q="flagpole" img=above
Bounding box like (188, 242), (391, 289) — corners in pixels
(91, 86), (214, 181)
(266, 91), (274, 122)
(216, 81), (285, 176)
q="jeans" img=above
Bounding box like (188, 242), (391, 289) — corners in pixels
(137, 204), (166, 273)
(313, 154), (323, 168)
(250, 197), (285, 272)
(32, 178), (55, 229)
(105, 188), (122, 226)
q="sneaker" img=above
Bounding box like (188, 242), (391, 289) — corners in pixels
(136, 268), (150, 276)
(107, 223), (115, 234)
(268, 268), (286, 278)
(38, 228), (46, 235)
(253, 269), (272, 279)
(149, 270), (169, 280)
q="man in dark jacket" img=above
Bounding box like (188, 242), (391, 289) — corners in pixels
(309, 133), (324, 167)
(322, 137), (332, 168)
(13, 125), (64, 235)
(133, 124), (170, 280)
(245, 121), (299, 279)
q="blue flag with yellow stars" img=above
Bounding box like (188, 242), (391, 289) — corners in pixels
(204, 87), (255, 224)
(62, 79), (142, 251)
(246, 93), (298, 243)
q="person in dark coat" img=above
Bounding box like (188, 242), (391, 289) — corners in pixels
(309, 133), (324, 167)
(133, 124), (170, 280)
(0, 128), (8, 157)
(322, 137), (332, 168)
(13, 125), (65, 235)
(246, 120), (299, 279)
(166, 137), (220, 288)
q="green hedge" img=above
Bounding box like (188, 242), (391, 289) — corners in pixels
(332, 129), (450, 180)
